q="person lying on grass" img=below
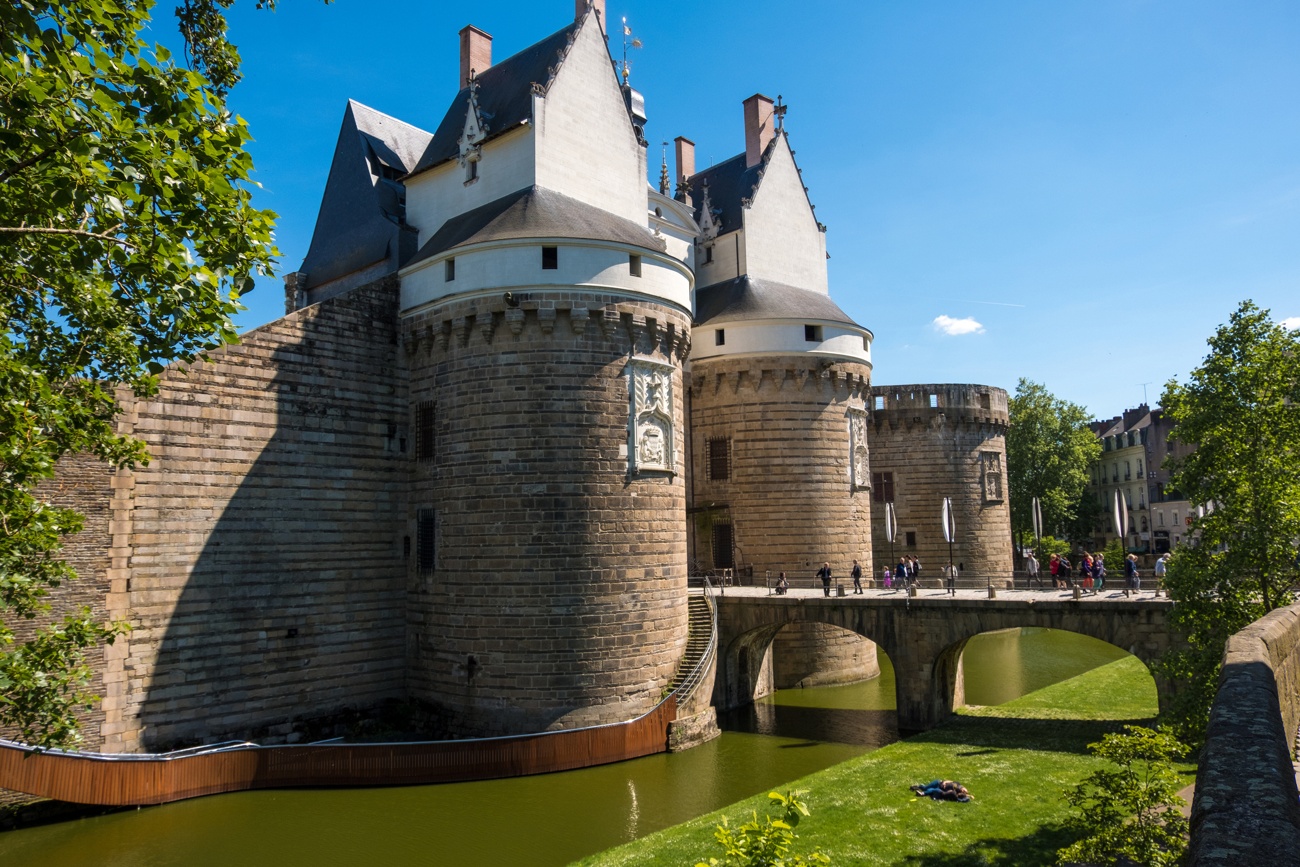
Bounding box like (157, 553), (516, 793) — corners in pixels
(910, 780), (972, 802)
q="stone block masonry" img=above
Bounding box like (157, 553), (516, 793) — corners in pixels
(403, 292), (691, 736)
(115, 279), (409, 751)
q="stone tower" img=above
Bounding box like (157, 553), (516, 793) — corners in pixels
(681, 98), (878, 691)
(868, 384), (1012, 582)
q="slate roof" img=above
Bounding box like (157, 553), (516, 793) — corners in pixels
(694, 276), (862, 328)
(406, 185), (666, 267)
(299, 101), (433, 290)
(409, 20), (582, 176)
(686, 153), (760, 237)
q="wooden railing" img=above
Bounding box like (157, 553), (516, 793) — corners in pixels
(0, 697), (676, 806)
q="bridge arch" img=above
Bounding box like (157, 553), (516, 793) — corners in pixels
(714, 594), (1177, 731)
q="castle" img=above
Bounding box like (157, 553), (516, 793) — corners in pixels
(27, 1), (1012, 755)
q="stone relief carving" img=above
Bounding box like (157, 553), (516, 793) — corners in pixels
(981, 451), (1004, 503)
(627, 358), (676, 475)
(848, 407), (870, 491)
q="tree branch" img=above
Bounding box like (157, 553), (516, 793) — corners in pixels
(0, 131), (82, 184)
(0, 226), (134, 249)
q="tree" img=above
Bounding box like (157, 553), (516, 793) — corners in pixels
(0, 1), (278, 748)
(1156, 301), (1300, 742)
(1006, 379), (1103, 555)
(1056, 726), (1188, 867)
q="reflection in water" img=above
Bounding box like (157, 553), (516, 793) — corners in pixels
(0, 628), (1135, 867)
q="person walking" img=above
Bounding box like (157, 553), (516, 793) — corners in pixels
(882, 563), (893, 590)
(1124, 554), (1140, 596)
(945, 561), (957, 595)
(895, 558), (908, 591)
(1094, 553), (1107, 593)
(817, 562), (832, 597)
(1049, 553), (1060, 588)
(1080, 554), (1094, 594)
(851, 559), (864, 594)
(775, 572), (789, 595)
(1058, 554), (1072, 591)
(1026, 551), (1041, 589)
(1154, 553), (1169, 595)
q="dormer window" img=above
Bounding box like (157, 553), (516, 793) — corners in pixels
(704, 246), (714, 264)
(465, 158), (478, 184)
(542, 246), (558, 270)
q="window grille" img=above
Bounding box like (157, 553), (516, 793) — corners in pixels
(417, 509), (436, 574)
(706, 437), (731, 481)
(416, 401), (436, 462)
(872, 471), (895, 503)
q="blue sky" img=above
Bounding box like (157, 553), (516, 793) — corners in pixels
(201, 0), (1300, 416)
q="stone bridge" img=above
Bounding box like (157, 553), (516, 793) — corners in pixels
(713, 588), (1178, 731)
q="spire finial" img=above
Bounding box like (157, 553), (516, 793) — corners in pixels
(658, 142), (670, 196)
(774, 94), (787, 131)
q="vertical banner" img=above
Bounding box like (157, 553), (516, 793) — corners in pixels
(885, 502), (897, 543)
(1113, 489), (1128, 539)
(1031, 496), (1042, 539)
(942, 497), (955, 544)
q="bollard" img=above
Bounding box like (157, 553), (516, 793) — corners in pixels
(908, 585), (918, 598)
(1072, 585), (1082, 600)
(836, 583), (846, 597)
(988, 585), (997, 599)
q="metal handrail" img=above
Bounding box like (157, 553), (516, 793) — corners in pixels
(669, 576), (718, 707)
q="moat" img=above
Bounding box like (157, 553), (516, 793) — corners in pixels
(0, 628), (1131, 866)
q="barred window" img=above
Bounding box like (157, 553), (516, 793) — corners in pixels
(417, 509), (436, 574)
(416, 401), (435, 462)
(872, 471), (894, 503)
(711, 522), (734, 569)
(706, 436), (731, 481)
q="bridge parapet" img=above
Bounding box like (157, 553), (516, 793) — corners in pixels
(713, 591), (1176, 732)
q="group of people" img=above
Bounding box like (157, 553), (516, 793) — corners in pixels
(1024, 550), (1165, 595)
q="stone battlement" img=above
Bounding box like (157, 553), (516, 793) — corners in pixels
(870, 383), (1009, 429)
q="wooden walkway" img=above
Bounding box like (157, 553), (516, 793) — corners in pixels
(0, 697), (676, 806)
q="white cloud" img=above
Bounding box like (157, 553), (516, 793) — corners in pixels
(1280, 316), (1300, 331)
(932, 315), (985, 336)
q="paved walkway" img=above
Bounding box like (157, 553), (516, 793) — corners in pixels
(712, 584), (1171, 603)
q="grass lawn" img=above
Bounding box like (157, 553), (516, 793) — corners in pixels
(575, 655), (1193, 866)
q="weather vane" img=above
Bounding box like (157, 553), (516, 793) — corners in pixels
(621, 16), (643, 84)
(774, 94), (787, 130)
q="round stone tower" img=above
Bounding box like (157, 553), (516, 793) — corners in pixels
(687, 279), (874, 580)
(866, 383), (1012, 583)
(400, 216), (693, 737)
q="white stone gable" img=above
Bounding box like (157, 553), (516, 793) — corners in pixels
(741, 136), (829, 294)
(533, 11), (648, 227)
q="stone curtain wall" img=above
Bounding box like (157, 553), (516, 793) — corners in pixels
(1189, 603), (1300, 864)
(687, 357), (874, 579)
(402, 293), (690, 737)
(868, 384), (1012, 583)
(0, 454), (117, 806)
(117, 279), (410, 750)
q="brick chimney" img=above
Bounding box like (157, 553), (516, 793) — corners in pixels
(459, 25), (492, 88)
(576, 0), (605, 28)
(674, 136), (695, 203)
(743, 93), (776, 168)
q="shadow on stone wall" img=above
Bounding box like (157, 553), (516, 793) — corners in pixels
(135, 282), (410, 749)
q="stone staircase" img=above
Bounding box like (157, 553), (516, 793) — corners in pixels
(669, 594), (715, 697)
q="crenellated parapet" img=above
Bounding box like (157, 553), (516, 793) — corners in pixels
(869, 383), (1009, 434)
(400, 293), (692, 365)
(689, 358), (871, 401)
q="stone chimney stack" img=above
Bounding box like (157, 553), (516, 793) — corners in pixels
(743, 93), (776, 168)
(674, 136), (695, 203)
(576, 0), (605, 28)
(459, 25), (492, 88)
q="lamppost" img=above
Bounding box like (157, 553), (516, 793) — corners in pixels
(884, 501), (897, 590)
(942, 496), (956, 596)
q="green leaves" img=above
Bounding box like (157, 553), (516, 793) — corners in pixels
(1154, 301), (1300, 742)
(1056, 726), (1188, 867)
(0, 1), (277, 748)
(1006, 378), (1103, 548)
(695, 791), (831, 867)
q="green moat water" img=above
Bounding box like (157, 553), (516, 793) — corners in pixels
(0, 628), (1129, 866)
